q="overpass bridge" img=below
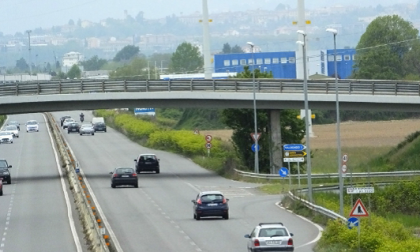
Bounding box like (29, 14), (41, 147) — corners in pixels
(1, 78), (420, 114)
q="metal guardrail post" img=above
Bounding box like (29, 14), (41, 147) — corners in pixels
(124, 80), (127, 92)
(15, 83), (18, 96)
(101, 81), (105, 93)
(234, 80), (238, 92)
(212, 80), (215, 91)
(168, 80), (171, 92)
(80, 81), (83, 93)
(190, 80), (193, 91)
(146, 80), (149, 92)
(59, 80), (62, 94)
(37, 82), (40, 95)
(257, 80), (260, 92)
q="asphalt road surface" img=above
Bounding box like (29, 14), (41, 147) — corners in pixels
(0, 113), (83, 252)
(54, 111), (321, 252)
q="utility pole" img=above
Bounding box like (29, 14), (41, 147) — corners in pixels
(26, 30), (32, 76)
(155, 61), (157, 79)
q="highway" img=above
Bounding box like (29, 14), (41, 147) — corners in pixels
(0, 114), (83, 252)
(54, 111), (321, 252)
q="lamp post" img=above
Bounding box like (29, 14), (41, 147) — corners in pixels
(326, 28), (343, 216)
(26, 30), (32, 76)
(247, 41), (259, 174)
(296, 30), (313, 203)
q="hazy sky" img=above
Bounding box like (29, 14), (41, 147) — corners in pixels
(0, 0), (416, 35)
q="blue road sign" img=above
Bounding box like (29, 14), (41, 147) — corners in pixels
(347, 217), (359, 229)
(283, 144), (306, 151)
(75, 168), (80, 173)
(251, 144), (261, 152)
(279, 167), (289, 177)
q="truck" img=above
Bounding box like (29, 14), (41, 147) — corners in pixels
(91, 117), (105, 125)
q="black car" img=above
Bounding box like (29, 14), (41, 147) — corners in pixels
(134, 154), (160, 174)
(110, 167), (138, 188)
(192, 191), (229, 220)
(60, 115), (71, 126)
(93, 122), (107, 132)
(7, 121), (20, 131)
(67, 122), (80, 134)
(0, 159), (12, 184)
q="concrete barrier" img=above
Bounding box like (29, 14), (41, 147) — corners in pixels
(44, 113), (111, 252)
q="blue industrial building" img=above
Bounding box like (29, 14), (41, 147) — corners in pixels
(214, 48), (356, 79)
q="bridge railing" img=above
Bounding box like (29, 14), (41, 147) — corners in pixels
(1, 79), (420, 96)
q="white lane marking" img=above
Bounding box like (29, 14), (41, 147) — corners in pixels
(67, 146), (124, 252)
(275, 201), (324, 248)
(44, 114), (83, 252)
(185, 182), (200, 193)
(184, 236), (190, 240)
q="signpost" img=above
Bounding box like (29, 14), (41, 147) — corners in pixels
(347, 217), (359, 230)
(283, 144), (306, 151)
(205, 135), (212, 157)
(251, 144), (261, 152)
(279, 167), (289, 194)
(349, 198), (369, 252)
(250, 132), (262, 142)
(284, 151), (307, 157)
(283, 157), (304, 162)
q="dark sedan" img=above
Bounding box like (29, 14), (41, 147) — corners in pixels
(134, 154), (160, 174)
(93, 122), (107, 132)
(0, 159), (12, 184)
(110, 168), (138, 188)
(67, 122), (80, 134)
(192, 191), (229, 220)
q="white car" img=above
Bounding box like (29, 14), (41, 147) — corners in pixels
(26, 120), (39, 132)
(0, 131), (13, 144)
(63, 118), (75, 129)
(4, 125), (19, 138)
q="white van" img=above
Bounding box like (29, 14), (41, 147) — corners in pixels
(91, 117), (105, 125)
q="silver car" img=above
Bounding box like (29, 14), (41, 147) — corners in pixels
(244, 223), (294, 252)
(0, 131), (13, 144)
(79, 124), (95, 136)
(4, 125), (19, 138)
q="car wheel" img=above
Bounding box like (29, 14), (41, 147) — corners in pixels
(7, 179), (11, 184)
(10, 141), (13, 144)
(80, 133), (82, 136)
(193, 214), (196, 220)
(134, 183), (138, 188)
(0, 189), (2, 196)
(196, 214), (200, 221)
(104, 130), (107, 132)
(111, 184), (116, 188)
(223, 212), (229, 220)
(155, 169), (160, 174)
(37, 130), (39, 132)
(92, 133), (94, 136)
(68, 131), (70, 134)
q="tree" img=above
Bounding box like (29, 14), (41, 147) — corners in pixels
(68, 19), (75, 26)
(221, 66), (304, 173)
(231, 45), (244, 53)
(110, 57), (150, 80)
(169, 42), (203, 73)
(67, 64), (81, 79)
(81, 55), (108, 71)
(222, 43), (232, 54)
(353, 15), (419, 80)
(113, 45), (140, 62)
(15, 58), (28, 71)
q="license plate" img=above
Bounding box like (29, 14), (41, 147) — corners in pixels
(145, 162), (151, 165)
(72, 129), (76, 131)
(266, 241), (280, 245)
(121, 175), (129, 177)
(208, 203), (217, 206)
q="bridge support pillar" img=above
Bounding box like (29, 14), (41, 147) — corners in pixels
(270, 110), (283, 174)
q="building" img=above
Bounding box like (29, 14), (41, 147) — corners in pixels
(62, 52), (84, 73)
(214, 48), (356, 79)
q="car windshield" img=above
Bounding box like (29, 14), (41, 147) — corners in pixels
(0, 160), (8, 168)
(9, 121), (18, 125)
(0, 132), (11, 136)
(116, 168), (134, 174)
(258, 228), (288, 237)
(200, 194), (224, 203)
(82, 124), (92, 128)
(6, 126), (16, 130)
(27, 121), (37, 125)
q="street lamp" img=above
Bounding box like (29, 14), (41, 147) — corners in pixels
(247, 41), (259, 174)
(26, 30), (32, 76)
(326, 27), (343, 216)
(296, 30), (313, 203)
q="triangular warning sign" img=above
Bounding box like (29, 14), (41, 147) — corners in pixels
(250, 132), (262, 142)
(349, 198), (369, 217)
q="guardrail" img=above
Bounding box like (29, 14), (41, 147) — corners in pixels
(235, 169), (420, 180)
(45, 113), (110, 252)
(1, 78), (420, 97)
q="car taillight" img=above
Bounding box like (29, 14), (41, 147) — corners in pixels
(254, 239), (260, 247)
(288, 238), (293, 246)
(132, 173), (137, 177)
(196, 199), (202, 205)
(113, 174), (118, 178)
(222, 198), (227, 204)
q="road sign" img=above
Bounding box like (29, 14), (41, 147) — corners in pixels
(349, 198), (369, 217)
(343, 154), (348, 163)
(205, 135), (212, 142)
(284, 151), (307, 157)
(205, 143), (212, 149)
(250, 133), (262, 142)
(251, 144), (261, 152)
(279, 167), (289, 177)
(347, 217), (359, 229)
(341, 164), (347, 173)
(347, 187), (374, 194)
(296, 114), (315, 119)
(283, 144), (306, 151)
(283, 157), (304, 162)
(75, 168), (80, 173)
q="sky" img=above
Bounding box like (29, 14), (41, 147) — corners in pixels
(0, 0), (417, 35)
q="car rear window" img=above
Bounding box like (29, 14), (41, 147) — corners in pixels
(116, 168), (134, 174)
(0, 160), (8, 168)
(259, 228), (288, 237)
(140, 155), (157, 161)
(200, 194), (224, 203)
(6, 126), (15, 130)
